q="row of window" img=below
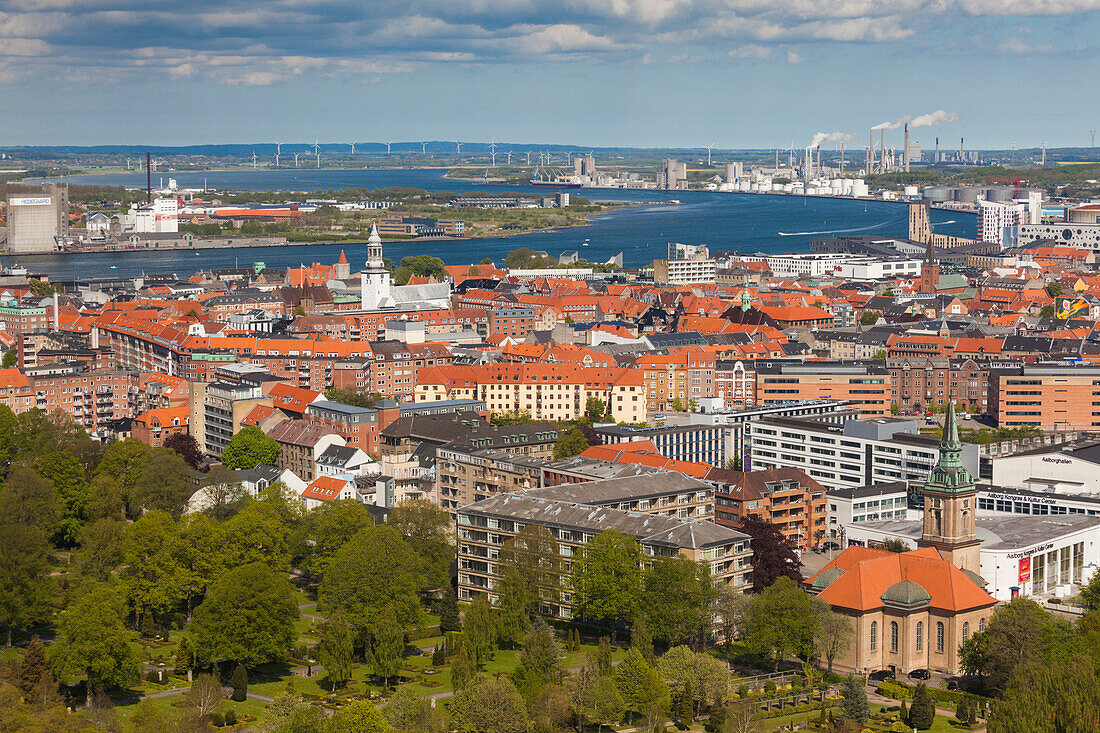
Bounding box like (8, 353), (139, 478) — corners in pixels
(868, 618), (983, 654)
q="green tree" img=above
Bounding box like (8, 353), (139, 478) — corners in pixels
(859, 310), (881, 326)
(0, 466), (60, 535)
(572, 529), (644, 635)
(656, 645), (727, 720)
(631, 618), (654, 665)
(988, 655), (1100, 733)
(875, 537), (910, 553)
(398, 254), (447, 280)
(221, 498), (292, 570)
(319, 608), (355, 690)
(512, 621), (564, 703)
(330, 700), (394, 732)
(839, 675), (868, 724)
(198, 466), (246, 520)
(121, 509), (186, 628)
(301, 499), (374, 579)
(438, 588), (461, 633)
(908, 683), (935, 730)
(973, 598), (1073, 694)
(178, 512), (226, 620)
(1040, 304), (1056, 318)
(220, 426), (280, 470)
(1046, 282), (1064, 298)
(130, 448), (195, 518)
(48, 585), (139, 693)
(32, 451), (88, 545)
(553, 429), (590, 459)
(18, 637), (47, 698)
(1, 350), (15, 368)
(191, 562), (299, 667)
(370, 618), (405, 689)
(713, 584), (750, 655)
(320, 525), (421, 635)
(259, 688), (327, 732)
(383, 685), (434, 732)
(811, 599), (853, 674)
(230, 663), (248, 702)
(590, 674), (625, 732)
(585, 397), (607, 420)
(387, 499), (453, 590)
(174, 636), (193, 677)
(498, 524), (563, 620)
(185, 672), (223, 718)
(462, 595), (498, 667)
(0, 523), (52, 647)
(1081, 572), (1100, 611)
(745, 576), (817, 670)
(642, 555), (715, 647)
(451, 673), (527, 733)
(76, 517), (125, 582)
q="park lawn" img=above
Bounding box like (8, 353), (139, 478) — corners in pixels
(112, 691), (268, 728)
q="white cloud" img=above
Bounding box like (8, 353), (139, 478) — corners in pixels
(786, 50), (803, 63)
(0, 37), (48, 55)
(729, 44), (772, 59)
(997, 37), (1054, 54)
(223, 70), (285, 86)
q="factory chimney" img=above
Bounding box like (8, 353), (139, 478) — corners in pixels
(879, 129), (886, 174)
(816, 146), (821, 178)
(960, 137), (964, 162)
(903, 123), (910, 172)
(146, 152), (151, 203)
(868, 129), (875, 174)
(935, 137), (940, 164)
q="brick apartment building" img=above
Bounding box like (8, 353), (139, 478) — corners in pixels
(988, 363), (1100, 430)
(755, 361), (891, 418)
(711, 466), (828, 551)
(888, 358), (1007, 413)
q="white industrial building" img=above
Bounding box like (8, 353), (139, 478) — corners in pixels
(844, 514), (1100, 601)
(764, 253), (921, 280)
(748, 415), (979, 491)
(825, 481), (914, 541)
(991, 442), (1100, 496)
(1017, 222), (1100, 250)
(121, 197), (179, 234)
(5, 184), (68, 253)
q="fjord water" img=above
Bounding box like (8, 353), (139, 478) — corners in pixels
(9, 168), (975, 280)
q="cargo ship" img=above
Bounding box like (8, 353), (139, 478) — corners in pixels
(529, 166), (583, 189)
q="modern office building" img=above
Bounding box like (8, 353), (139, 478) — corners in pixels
(748, 414), (977, 491)
(825, 481), (913, 541)
(755, 361), (892, 418)
(595, 422), (727, 467)
(713, 467), (828, 551)
(988, 363), (1100, 430)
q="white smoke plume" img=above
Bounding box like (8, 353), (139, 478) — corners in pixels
(810, 131), (855, 148)
(871, 116), (908, 131)
(909, 109), (958, 128)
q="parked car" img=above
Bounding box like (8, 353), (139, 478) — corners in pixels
(869, 669), (896, 682)
(820, 541), (841, 551)
(908, 668), (931, 680)
(945, 679), (959, 690)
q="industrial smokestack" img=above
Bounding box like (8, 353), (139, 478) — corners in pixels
(904, 123), (910, 173)
(52, 291), (59, 330)
(960, 137), (964, 161)
(816, 146), (821, 178)
(146, 152), (151, 203)
(935, 137), (940, 164)
(880, 129), (886, 173)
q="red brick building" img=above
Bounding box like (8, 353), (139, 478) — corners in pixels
(712, 466), (828, 551)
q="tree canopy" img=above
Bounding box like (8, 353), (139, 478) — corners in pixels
(220, 425), (280, 470)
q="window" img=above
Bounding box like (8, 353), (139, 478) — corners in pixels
(979, 618), (985, 633)
(870, 621), (877, 651)
(936, 622), (945, 653)
(890, 621), (899, 653)
(916, 621), (923, 651)
(962, 622), (969, 640)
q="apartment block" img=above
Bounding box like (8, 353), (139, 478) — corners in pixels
(711, 467), (828, 550)
(457, 492), (752, 617)
(595, 422), (727, 467)
(888, 358), (1002, 413)
(436, 447), (546, 512)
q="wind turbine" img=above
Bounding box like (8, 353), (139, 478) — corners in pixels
(1042, 141), (1048, 166)
(251, 151), (258, 169)
(385, 141), (392, 154)
(506, 151), (513, 165)
(313, 140), (321, 168)
(489, 141), (497, 167)
(293, 153), (299, 168)
(526, 151), (531, 166)
(456, 142), (462, 154)
(274, 141), (281, 167)
(350, 141), (357, 155)
(705, 143), (715, 167)
(421, 141), (427, 154)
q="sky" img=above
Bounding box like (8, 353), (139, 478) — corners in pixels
(1, 0), (1099, 149)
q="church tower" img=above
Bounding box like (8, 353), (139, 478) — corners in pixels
(360, 223), (393, 310)
(918, 402), (980, 574)
(919, 237), (939, 295)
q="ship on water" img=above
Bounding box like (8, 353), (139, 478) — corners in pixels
(529, 165), (582, 189)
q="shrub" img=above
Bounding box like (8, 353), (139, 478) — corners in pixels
(765, 680), (777, 695)
(209, 711), (224, 727)
(224, 709), (237, 725)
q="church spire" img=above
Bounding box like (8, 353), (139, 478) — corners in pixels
(741, 274), (752, 312)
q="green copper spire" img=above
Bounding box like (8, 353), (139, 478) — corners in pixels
(741, 274), (752, 312)
(926, 401), (972, 492)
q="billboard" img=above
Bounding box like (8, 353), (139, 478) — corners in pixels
(10, 197), (52, 206)
(1018, 557), (1031, 584)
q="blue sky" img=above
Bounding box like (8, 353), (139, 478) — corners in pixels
(1, 0), (1098, 148)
